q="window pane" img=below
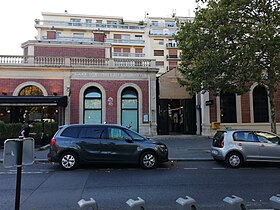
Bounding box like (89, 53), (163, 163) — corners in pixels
(85, 92), (101, 98)
(126, 129), (145, 140)
(253, 86), (269, 122)
(84, 110), (101, 124)
(122, 89), (137, 98)
(79, 127), (104, 138)
(85, 99), (101, 109)
(108, 127), (130, 140)
(220, 93), (237, 123)
(122, 110), (137, 132)
(19, 85), (43, 96)
(61, 127), (80, 138)
(122, 99), (137, 109)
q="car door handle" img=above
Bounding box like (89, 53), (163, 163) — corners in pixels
(238, 143), (242, 146)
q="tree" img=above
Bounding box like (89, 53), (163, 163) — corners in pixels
(175, 0), (280, 133)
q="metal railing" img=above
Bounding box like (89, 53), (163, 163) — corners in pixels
(35, 20), (145, 31)
(0, 55), (156, 68)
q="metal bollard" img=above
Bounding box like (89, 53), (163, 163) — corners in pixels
(77, 198), (98, 210)
(223, 195), (247, 210)
(126, 197), (146, 210)
(176, 196), (197, 210)
(270, 194), (280, 210)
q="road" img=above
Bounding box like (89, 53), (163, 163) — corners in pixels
(0, 161), (280, 210)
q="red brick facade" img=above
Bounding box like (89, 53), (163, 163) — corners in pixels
(70, 80), (149, 124)
(0, 78), (64, 96)
(34, 46), (105, 58)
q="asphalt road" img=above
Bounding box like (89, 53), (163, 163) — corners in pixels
(0, 161), (280, 210)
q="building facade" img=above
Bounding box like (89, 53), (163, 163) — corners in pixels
(1, 11), (278, 137)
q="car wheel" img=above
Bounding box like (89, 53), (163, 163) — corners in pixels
(226, 152), (243, 168)
(59, 152), (78, 170)
(140, 151), (157, 169)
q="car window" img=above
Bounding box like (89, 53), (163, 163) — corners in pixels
(79, 127), (105, 139)
(108, 127), (131, 140)
(60, 127), (81, 138)
(233, 131), (257, 142)
(126, 129), (145, 141)
(254, 131), (280, 144)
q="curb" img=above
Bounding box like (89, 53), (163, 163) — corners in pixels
(0, 158), (214, 163)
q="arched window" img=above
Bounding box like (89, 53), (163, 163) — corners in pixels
(84, 87), (102, 124)
(220, 93), (237, 123)
(121, 87), (138, 132)
(253, 85), (269, 122)
(19, 85), (43, 96)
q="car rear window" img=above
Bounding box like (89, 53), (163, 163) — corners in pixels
(212, 131), (225, 147)
(61, 127), (81, 138)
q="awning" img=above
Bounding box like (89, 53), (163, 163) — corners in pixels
(0, 96), (68, 107)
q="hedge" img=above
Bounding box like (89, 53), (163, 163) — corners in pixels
(0, 121), (58, 147)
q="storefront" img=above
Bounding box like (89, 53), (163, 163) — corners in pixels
(0, 96), (67, 125)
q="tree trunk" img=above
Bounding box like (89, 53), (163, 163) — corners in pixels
(268, 82), (277, 134)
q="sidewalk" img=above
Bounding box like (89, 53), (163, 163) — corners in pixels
(0, 135), (213, 163)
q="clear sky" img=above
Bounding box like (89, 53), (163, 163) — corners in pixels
(0, 0), (197, 55)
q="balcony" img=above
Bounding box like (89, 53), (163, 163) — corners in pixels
(0, 55), (156, 69)
(166, 55), (180, 60)
(40, 36), (145, 46)
(112, 52), (145, 58)
(166, 43), (178, 48)
(105, 38), (145, 46)
(35, 20), (145, 32)
(42, 36), (95, 44)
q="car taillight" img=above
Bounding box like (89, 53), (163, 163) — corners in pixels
(220, 139), (224, 148)
(50, 138), (56, 146)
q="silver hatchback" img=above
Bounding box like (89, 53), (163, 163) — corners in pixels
(211, 129), (280, 168)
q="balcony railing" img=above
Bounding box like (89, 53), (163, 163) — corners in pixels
(166, 43), (178, 48)
(112, 53), (145, 58)
(40, 36), (145, 46)
(0, 55), (156, 69)
(35, 20), (145, 31)
(166, 55), (180, 60)
(105, 38), (145, 45)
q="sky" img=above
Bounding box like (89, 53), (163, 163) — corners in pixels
(0, 0), (197, 55)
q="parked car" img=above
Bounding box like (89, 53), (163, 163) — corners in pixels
(48, 124), (169, 170)
(211, 129), (280, 168)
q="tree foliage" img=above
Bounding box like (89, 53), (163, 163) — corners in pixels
(175, 0), (280, 132)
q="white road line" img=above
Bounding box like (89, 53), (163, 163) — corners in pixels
(212, 168), (226, 170)
(184, 168), (198, 170)
(0, 170), (50, 175)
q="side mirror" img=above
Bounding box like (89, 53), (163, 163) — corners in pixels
(125, 138), (133, 143)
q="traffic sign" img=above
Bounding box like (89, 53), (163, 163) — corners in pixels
(3, 138), (34, 168)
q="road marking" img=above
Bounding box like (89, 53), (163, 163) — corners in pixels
(184, 168), (198, 170)
(212, 168), (226, 170)
(0, 170), (51, 175)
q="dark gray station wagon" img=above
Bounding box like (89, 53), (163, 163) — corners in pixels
(48, 124), (169, 170)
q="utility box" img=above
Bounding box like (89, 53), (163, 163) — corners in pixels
(3, 138), (34, 168)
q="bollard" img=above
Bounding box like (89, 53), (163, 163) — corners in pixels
(77, 198), (98, 210)
(176, 196), (197, 210)
(126, 197), (146, 210)
(223, 195), (247, 210)
(270, 194), (280, 210)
